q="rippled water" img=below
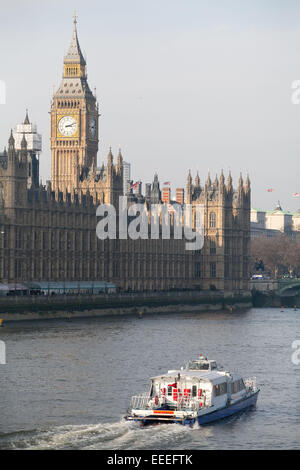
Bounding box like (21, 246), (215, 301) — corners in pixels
(0, 308), (299, 449)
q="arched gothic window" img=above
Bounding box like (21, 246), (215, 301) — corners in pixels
(209, 212), (216, 228)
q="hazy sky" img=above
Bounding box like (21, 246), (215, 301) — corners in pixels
(1, 0), (300, 212)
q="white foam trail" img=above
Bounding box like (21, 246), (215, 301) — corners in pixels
(85, 420), (193, 451)
(7, 421), (129, 450)
(5, 419), (196, 450)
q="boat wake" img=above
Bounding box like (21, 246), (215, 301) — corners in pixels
(0, 419), (198, 450)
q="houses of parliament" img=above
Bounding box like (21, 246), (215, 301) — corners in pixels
(0, 17), (251, 293)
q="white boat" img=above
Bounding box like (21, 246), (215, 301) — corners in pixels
(125, 354), (259, 426)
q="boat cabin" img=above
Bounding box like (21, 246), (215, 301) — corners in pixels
(148, 367), (247, 411)
(185, 356), (218, 372)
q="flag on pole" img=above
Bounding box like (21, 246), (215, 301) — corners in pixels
(131, 181), (140, 189)
(267, 188), (275, 192)
(163, 181), (171, 186)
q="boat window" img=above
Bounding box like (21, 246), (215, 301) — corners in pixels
(214, 382), (227, 396)
(187, 361), (209, 370)
(192, 385), (197, 397)
(187, 362), (197, 370)
(232, 379), (245, 393)
(168, 386), (172, 396)
(211, 362), (217, 370)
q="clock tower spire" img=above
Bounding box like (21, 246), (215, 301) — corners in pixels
(51, 15), (99, 193)
(63, 11), (86, 79)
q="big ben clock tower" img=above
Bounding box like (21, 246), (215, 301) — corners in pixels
(51, 15), (99, 193)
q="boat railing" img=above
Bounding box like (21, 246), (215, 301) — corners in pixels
(130, 393), (151, 410)
(176, 393), (206, 411)
(244, 376), (257, 392)
(130, 391), (208, 411)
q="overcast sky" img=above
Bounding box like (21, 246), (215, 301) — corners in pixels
(1, 0), (300, 212)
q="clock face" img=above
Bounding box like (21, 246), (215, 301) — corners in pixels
(58, 116), (78, 137)
(89, 117), (96, 138)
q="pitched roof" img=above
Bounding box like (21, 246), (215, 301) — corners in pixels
(64, 17), (86, 65)
(24, 109), (30, 125)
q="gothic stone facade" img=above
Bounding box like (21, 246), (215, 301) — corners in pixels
(0, 19), (251, 293)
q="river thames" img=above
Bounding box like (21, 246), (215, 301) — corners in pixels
(0, 307), (299, 450)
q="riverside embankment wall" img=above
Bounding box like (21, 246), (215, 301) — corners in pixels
(0, 291), (252, 322)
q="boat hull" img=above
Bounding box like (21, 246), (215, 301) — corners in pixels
(196, 390), (259, 425)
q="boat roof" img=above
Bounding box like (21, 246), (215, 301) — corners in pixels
(151, 370), (230, 384)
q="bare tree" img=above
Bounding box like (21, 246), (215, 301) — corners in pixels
(251, 234), (300, 277)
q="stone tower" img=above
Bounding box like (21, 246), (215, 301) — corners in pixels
(0, 131), (28, 218)
(50, 15), (99, 193)
(13, 110), (42, 188)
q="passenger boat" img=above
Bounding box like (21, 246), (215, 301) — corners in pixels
(125, 354), (259, 426)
